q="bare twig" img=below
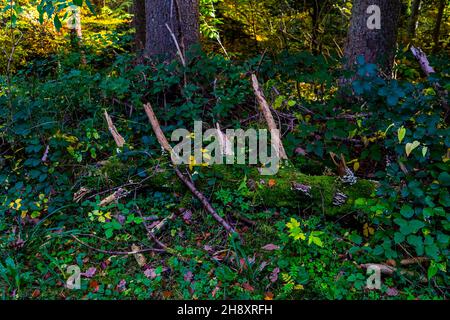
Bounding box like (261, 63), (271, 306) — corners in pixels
(165, 23), (186, 67)
(71, 235), (165, 255)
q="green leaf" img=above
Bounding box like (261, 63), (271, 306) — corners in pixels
(407, 235), (424, 255)
(400, 205), (414, 218)
(438, 172), (450, 187)
(394, 232), (405, 244)
(308, 231), (324, 247)
(421, 146), (428, 157)
(397, 126), (406, 143)
(105, 228), (113, 239)
(54, 14), (62, 31)
(428, 262), (438, 279)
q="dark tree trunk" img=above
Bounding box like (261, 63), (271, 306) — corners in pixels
(432, 0), (445, 53)
(344, 0), (401, 76)
(310, 0), (322, 55)
(144, 0), (200, 59)
(134, 0), (147, 50)
(407, 0), (421, 41)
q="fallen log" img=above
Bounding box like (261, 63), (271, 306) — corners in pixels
(94, 160), (375, 216)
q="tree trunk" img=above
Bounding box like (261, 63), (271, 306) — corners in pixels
(144, 0), (200, 59)
(344, 0), (401, 76)
(310, 0), (322, 55)
(407, 0), (421, 41)
(432, 0), (445, 53)
(68, 6), (86, 65)
(133, 0), (147, 50)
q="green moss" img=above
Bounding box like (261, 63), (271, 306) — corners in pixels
(108, 161), (375, 216)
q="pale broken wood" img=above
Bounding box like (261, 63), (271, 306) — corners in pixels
(131, 244), (147, 267)
(104, 110), (125, 148)
(150, 213), (176, 235)
(143, 103), (237, 236)
(410, 46), (449, 116)
(360, 263), (428, 283)
(216, 122), (233, 156)
(400, 257), (429, 266)
(251, 74), (288, 160)
(99, 188), (129, 207)
(360, 263), (396, 275)
(410, 46), (435, 76)
(73, 187), (91, 203)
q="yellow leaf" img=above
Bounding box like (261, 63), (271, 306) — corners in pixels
(363, 223), (374, 237)
(397, 126), (406, 143)
(405, 141), (420, 157)
(353, 161), (360, 172)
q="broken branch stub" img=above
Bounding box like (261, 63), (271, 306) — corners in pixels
(251, 74), (288, 161)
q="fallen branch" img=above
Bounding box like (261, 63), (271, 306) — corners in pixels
(410, 46), (449, 116)
(410, 46), (435, 76)
(143, 103), (238, 236)
(360, 263), (428, 283)
(104, 110), (125, 148)
(71, 235), (164, 255)
(251, 74), (288, 160)
(99, 188), (129, 207)
(400, 257), (429, 266)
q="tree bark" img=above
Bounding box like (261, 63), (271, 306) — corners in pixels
(344, 0), (401, 76)
(133, 0), (147, 50)
(310, 0), (322, 55)
(144, 0), (200, 59)
(407, 0), (421, 41)
(432, 0), (445, 53)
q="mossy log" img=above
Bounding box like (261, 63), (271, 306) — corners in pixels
(131, 163), (376, 216)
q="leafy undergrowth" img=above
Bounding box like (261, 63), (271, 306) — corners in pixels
(1, 45), (449, 300)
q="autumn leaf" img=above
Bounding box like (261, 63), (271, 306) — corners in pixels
(89, 280), (99, 292)
(82, 267), (97, 278)
(242, 282), (255, 292)
(32, 289), (41, 298)
(264, 292), (274, 300)
(363, 223), (374, 237)
(261, 243), (280, 251)
(405, 141), (420, 157)
(268, 179), (276, 187)
(162, 290), (173, 298)
(269, 267), (280, 283)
